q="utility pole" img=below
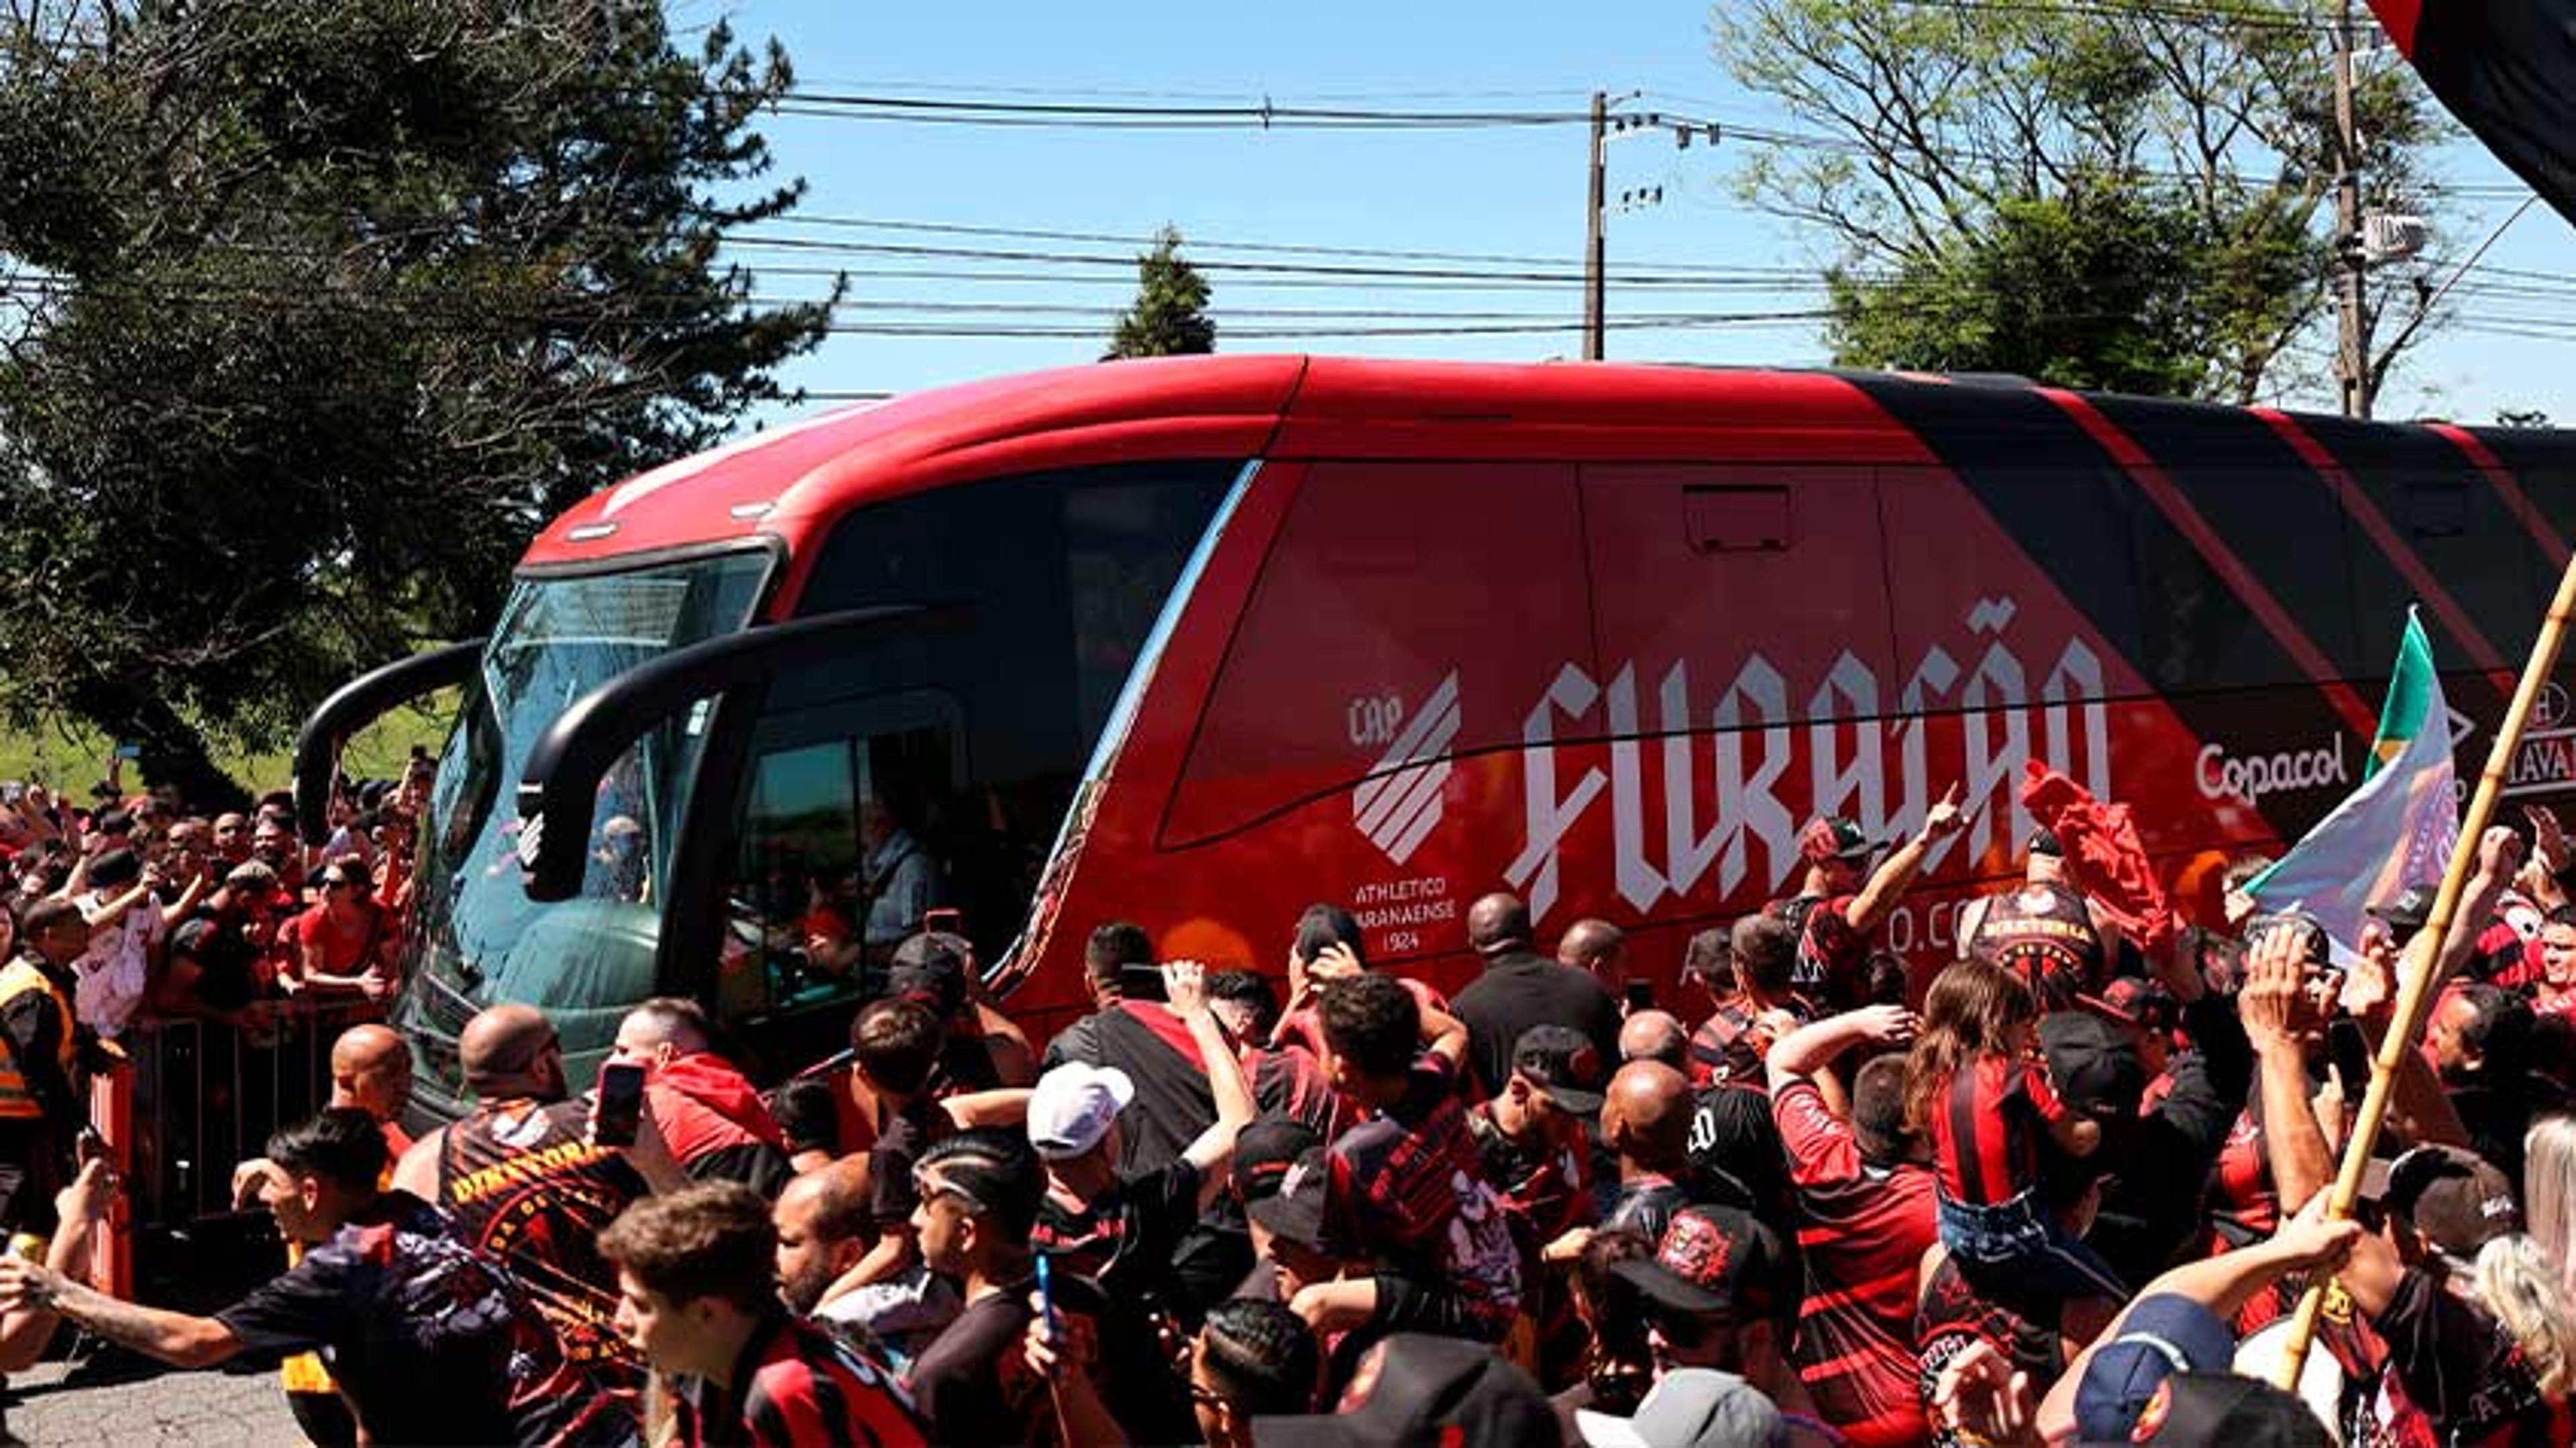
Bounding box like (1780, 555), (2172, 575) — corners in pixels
(2333, 0), (2373, 419)
(1584, 89), (1608, 362)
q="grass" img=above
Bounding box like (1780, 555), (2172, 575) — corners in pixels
(0, 696), (457, 801)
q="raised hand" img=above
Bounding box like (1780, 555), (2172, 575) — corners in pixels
(1162, 959), (1209, 1019)
(1922, 781), (1968, 841)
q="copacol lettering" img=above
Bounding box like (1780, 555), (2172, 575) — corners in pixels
(2194, 735), (2351, 808)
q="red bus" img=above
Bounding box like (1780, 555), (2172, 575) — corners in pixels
(292, 355), (2576, 1116)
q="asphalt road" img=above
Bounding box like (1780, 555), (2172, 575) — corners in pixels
(6, 1352), (300, 1447)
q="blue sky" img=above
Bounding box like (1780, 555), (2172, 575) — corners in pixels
(706, 0), (2573, 428)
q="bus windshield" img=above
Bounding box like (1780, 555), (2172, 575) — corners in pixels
(395, 549), (772, 1106)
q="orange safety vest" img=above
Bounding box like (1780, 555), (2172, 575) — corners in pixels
(0, 957), (76, 1121)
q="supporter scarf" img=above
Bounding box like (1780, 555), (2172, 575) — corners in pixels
(2021, 763), (2177, 953)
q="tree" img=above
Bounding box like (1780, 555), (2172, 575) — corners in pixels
(1104, 225), (1215, 360)
(0, 0), (837, 804)
(1716, 0), (2448, 403)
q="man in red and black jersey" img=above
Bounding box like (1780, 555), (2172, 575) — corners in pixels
(1773, 787), (1968, 1011)
(600, 1182), (923, 1448)
(1466, 1025), (1607, 1384)
(1686, 914), (1815, 1091)
(1766, 1007), (1935, 1448)
(1307, 973), (1523, 1345)
(394, 1003), (678, 1388)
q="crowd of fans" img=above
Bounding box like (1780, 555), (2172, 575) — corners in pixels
(8, 754), (2576, 1447)
(0, 756), (428, 1035)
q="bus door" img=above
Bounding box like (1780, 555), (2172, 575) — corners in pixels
(721, 690), (965, 1068)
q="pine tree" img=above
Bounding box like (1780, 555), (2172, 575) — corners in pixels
(1104, 226), (1216, 360)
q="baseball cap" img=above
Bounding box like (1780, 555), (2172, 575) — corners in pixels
(2092, 976), (2180, 1037)
(1610, 1205), (1788, 1322)
(2041, 1011), (2147, 1120)
(2073, 1295), (2238, 1441)
(1576, 1368), (1784, 1448)
(1252, 1333), (1558, 1447)
(2386, 1143), (2521, 1259)
(1025, 1062), (1133, 1161)
(2089, 1373), (2333, 1447)
(1798, 817), (1879, 865)
(1236, 1118), (1330, 1247)
(887, 931), (971, 1017)
(1513, 1025), (1609, 1116)
(2366, 882), (2438, 936)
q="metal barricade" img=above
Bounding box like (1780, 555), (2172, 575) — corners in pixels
(115, 1003), (373, 1293)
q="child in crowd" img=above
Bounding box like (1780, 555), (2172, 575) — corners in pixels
(1907, 958), (2123, 1306)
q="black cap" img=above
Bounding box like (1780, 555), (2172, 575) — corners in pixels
(2029, 827), (2064, 858)
(1252, 1334), (1558, 1447)
(2366, 883), (2438, 936)
(888, 931), (971, 1018)
(1512, 1025), (1609, 1116)
(2040, 1012), (2146, 1120)
(1609, 1205), (1790, 1325)
(1236, 1119), (1329, 1247)
(2386, 1143), (2522, 1259)
(87, 847), (141, 889)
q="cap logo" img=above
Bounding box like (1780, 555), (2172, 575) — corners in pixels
(1660, 1214), (1733, 1285)
(1279, 1160), (1313, 1200)
(1566, 1045), (1600, 1082)
(2131, 1378), (2174, 1441)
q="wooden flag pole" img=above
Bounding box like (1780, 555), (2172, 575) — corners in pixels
(2270, 556), (2576, 1391)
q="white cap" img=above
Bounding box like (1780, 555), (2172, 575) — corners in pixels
(1026, 1062), (1134, 1161)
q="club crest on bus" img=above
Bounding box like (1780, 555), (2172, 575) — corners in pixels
(1350, 671), (1461, 866)
(1502, 598), (2112, 919)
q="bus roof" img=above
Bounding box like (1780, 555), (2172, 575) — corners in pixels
(520, 354), (2566, 571)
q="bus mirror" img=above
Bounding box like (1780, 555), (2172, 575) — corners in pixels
(514, 604), (967, 903)
(292, 639), (485, 847)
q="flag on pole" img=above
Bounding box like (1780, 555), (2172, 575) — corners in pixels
(2245, 608), (2460, 958)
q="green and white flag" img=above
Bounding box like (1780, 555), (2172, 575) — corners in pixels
(2245, 608), (2460, 958)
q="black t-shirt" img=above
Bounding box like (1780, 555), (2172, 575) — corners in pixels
(2372, 1266), (2557, 1445)
(1452, 952), (1622, 1100)
(215, 1192), (629, 1447)
(1031, 1159), (1201, 1302)
(1032, 1161), (1205, 1443)
(903, 1272), (1113, 1448)
(866, 1095), (954, 1227)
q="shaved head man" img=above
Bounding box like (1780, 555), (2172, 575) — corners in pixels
(458, 1002), (564, 1100)
(329, 1024), (413, 1147)
(392, 1002), (659, 1388)
(1600, 1059), (1698, 1245)
(1453, 891), (1623, 1100)
(1466, 893), (1535, 957)
(775, 1158), (873, 1315)
(1558, 918), (1630, 1000)
(1618, 1010), (1688, 1072)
